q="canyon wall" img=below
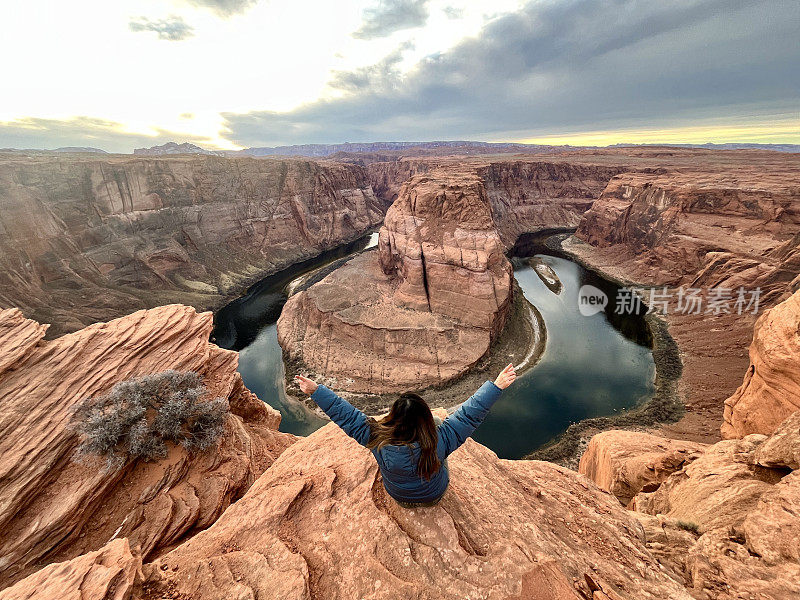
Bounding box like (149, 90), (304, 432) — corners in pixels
(722, 289), (800, 438)
(579, 290), (800, 599)
(580, 421), (800, 598)
(575, 166), (800, 302)
(366, 158), (433, 206)
(0, 305), (294, 589)
(564, 150), (800, 443)
(365, 158), (625, 240)
(480, 161), (626, 245)
(278, 169), (514, 394)
(0, 154), (384, 336)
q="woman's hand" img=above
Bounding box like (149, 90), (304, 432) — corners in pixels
(494, 363), (517, 390)
(294, 375), (318, 395)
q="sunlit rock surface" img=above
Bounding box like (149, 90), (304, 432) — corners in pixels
(0, 305), (294, 588)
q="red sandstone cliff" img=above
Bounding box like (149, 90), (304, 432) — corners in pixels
(579, 290), (800, 598)
(574, 166), (800, 302)
(0, 305), (294, 589)
(277, 168), (514, 394)
(481, 161), (625, 245)
(722, 289), (800, 438)
(0, 153), (384, 336)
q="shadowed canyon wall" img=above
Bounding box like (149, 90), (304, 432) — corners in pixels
(0, 154), (384, 336)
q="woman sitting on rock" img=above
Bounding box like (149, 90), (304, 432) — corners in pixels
(294, 364), (517, 508)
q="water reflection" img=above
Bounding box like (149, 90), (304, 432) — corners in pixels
(214, 234), (655, 458)
(471, 255), (655, 458)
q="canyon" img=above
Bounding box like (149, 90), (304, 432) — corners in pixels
(277, 159), (628, 395)
(0, 153), (383, 337)
(0, 146), (798, 599)
(277, 168), (516, 394)
(0, 289), (797, 599)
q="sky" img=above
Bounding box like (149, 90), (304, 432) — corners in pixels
(0, 0), (797, 152)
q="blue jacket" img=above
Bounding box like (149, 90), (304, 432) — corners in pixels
(310, 380), (503, 503)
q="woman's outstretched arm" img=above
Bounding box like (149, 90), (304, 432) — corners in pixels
(438, 364), (517, 457)
(295, 375), (371, 446)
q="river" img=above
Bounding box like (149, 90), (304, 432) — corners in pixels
(212, 232), (655, 458)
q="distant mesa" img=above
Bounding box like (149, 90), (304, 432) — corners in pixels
(0, 146), (108, 154)
(52, 146), (108, 153)
(609, 142), (800, 153)
(133, 141), (225, 156)
(238, 140), (579, 158)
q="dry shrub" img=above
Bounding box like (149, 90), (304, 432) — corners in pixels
(71, 370), (228, 469)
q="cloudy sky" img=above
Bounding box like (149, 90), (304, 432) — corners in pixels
(0, 0), (797, 152)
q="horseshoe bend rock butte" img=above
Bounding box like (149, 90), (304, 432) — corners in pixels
(277, 169), (514, 393)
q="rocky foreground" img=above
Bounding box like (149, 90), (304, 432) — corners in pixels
(578, 299), (800, 599)
(0, 290), (798, 599)
(0, 305), (295, 588)
(0, 153), (383, 336)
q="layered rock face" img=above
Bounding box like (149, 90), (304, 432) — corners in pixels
(0, 305), (294, 588)
(580, 303), (800, 600)
(480, 161), (626, 246)
(140, 426), (690, 600)
(278, 170), (513, 393)
(0, 153), (383, 336)
(581, 420), (800, 599)
(365, 158), (626, 235)
(0, 538), (143, 600)
(366, 158), (434, 206)
(578, 430), (706, 506)
(722, 289), (800, 438)
(575, 163), (800, 302)
(378, 172), (512, 330)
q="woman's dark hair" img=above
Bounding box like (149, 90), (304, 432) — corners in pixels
(367, 392), (441, 480)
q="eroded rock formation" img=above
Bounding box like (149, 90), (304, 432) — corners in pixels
(581, 416), (800, 597)
(278, 169), (515, 393)
(574, 162), (800, 302)
(140, 425), (690, 600)
(579, 287), (800, 598)
(722, 290), (800, 438)
(578, 430), (706, 506)
(0, 153), (383, 336)
(0, 305), (294, 588)
(0, 539), (143, 600)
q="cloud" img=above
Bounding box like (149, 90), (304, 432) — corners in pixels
(129, 15), (194, 41)
(184, 0), (258, 17)
(222, 0), (800, 147)
(328, 41), (413, 93)
(0, 116), (216, 154)
(353, 0), (430, 40)
(441, 6), (464, 20)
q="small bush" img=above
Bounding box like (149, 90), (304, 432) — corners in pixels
(675, 520), (701, 535)
(71, 370), (229, 470)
